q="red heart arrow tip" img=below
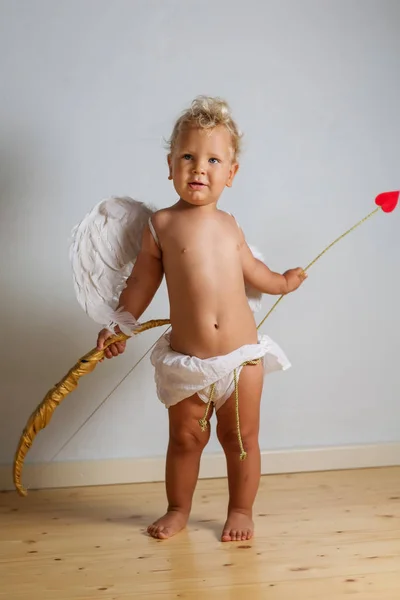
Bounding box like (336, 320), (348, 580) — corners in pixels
(375, 191), (399, 213)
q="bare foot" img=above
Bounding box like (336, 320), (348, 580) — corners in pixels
(147, 510), (188, 540)
(221, 510), (254, 542)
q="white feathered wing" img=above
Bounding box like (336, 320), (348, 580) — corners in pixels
(69, 196), (154, 335)
(245, 245), (264, 313)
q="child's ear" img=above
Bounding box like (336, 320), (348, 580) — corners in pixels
(226, 162), (239, 188)
(167, 154), (173, 180)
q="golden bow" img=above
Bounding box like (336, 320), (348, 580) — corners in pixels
(13, 319), (170, 496)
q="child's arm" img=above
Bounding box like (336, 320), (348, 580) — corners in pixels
(239, 229), (306, 295)
(97, 224), (164, 357)
(117, 224), (164, 319)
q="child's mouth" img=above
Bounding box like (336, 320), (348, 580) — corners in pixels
(189, 182), (206, 190)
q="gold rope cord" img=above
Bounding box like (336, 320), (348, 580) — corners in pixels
(235, 360), (261, 460)
(233, 368), (245, 459)
(198, 359), (261, 459)
(199, 383), (215, 432)
(13, 319), (170, 497)
(14, 206), (383, 495)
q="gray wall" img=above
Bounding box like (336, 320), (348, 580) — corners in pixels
(0, 0), (399, 467)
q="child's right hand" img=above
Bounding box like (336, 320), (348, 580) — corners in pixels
(97, 327), (126, 360)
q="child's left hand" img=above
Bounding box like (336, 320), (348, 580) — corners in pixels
(283, 268), (307, 293)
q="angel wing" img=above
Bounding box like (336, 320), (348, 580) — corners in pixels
(69, 196), (154, 334)
(246, 245), (263, 313)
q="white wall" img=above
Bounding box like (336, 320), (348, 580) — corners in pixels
(1, 0), (399, 472)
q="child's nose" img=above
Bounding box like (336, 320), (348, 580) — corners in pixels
(193, 160), (206, 174)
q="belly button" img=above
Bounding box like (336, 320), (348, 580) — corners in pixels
(214, 323), (219, 330)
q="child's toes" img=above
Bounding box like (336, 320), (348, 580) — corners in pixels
(157, 527), (170, 539)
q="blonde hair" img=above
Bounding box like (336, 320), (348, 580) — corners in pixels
(167, 95), (242, 161)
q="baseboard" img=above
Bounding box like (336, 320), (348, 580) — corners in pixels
(1, 443), (400, 493)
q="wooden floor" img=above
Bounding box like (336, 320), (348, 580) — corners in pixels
(1, 467), (400, 599)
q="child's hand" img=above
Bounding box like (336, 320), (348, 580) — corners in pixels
(283, 268), (307, 293)
(97, 327), (126, 361)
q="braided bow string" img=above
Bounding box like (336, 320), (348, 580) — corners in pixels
(13, 191), (398, 496)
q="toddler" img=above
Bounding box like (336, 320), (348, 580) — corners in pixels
(97, 96), (306, 541)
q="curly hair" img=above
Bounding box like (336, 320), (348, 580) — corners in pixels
(167, 95), (242, 161)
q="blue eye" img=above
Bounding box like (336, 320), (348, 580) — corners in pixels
(183, 154), (192, 160)
(209, 157), (220, 164)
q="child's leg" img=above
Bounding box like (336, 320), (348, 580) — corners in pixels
(147, 394), (213, 539)
(216, 362), (263, 542)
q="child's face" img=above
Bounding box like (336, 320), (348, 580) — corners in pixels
(168, 125), (239, 206)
